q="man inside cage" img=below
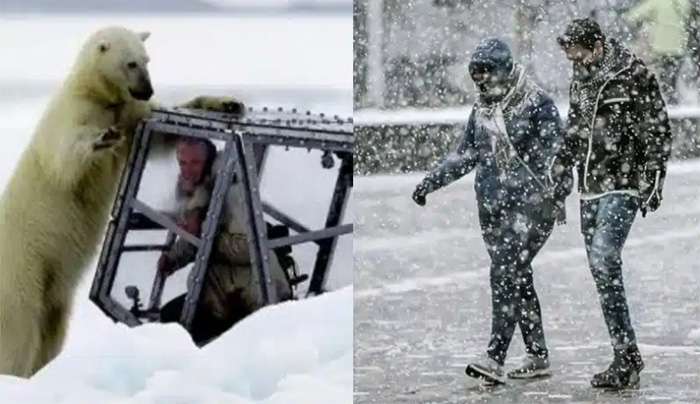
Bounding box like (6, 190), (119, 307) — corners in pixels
(157, 136), (292, 344)
(557, 17), (672, 389)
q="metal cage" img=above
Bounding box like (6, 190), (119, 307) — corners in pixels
(89, 106), (353, 345)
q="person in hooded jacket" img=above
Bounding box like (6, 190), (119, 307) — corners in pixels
(412, 38), (573, 384)
(557, 18), (672, 389)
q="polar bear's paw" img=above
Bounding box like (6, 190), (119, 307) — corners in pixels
(181, 96), (245, 115)
(92, 126), (124, 151)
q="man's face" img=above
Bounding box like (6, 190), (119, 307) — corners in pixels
(561, 41), (602, 65)
(469, 63), (509, 101)
(176, 141), (208, 192)
(471, 71), (492, 86)
(469, 63), (496, 85)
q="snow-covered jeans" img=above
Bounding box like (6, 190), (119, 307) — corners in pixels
(481, 206), (554, 366)
(580, 193), (638, 350)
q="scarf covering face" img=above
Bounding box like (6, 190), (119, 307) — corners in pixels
(475, 66), (517, 105)
(470, 38), (515, 105)
(476, 64), (531, 173)
(570, 38), (634, 135)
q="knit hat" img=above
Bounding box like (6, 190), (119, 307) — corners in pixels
(469, 38), (514, 76)
(557, 18), (606, 50)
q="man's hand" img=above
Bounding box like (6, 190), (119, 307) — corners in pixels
(181, 210), (203, 236)
(640, 191), (662, 217)
(640, 169), (663, 217)
(157, 254), (176, 276)
(412, 183), (428, 206)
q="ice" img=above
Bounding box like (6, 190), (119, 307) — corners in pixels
(0, 285), (352, 404)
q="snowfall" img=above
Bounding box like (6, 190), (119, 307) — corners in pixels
(353, 0), (700, 400)
(0, 11), (352, 404)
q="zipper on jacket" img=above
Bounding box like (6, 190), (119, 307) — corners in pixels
(582, 65), (632, 192)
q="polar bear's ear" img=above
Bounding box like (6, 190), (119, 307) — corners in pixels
(98, 41), (110, 53)
(139, 32), (151, 42)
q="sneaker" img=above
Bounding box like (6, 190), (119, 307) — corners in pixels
(591, 346), (644, 389)
(507, 355), (550, 379)
(465, 354), (505, 385)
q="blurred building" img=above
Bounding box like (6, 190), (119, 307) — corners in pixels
(354, 0), (641, 109)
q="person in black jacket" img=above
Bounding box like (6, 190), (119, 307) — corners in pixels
(412, 38), (573, 384)
(557, 18), (672, 389)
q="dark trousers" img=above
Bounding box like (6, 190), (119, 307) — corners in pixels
(580, 193), (638, 351)
(480, 205), (555, 366)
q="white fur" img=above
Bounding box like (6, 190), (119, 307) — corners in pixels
(0, 25), (240, 377)
(0, 26), (153, 377)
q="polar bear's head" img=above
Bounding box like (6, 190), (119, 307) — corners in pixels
(74, 26), (154, 103)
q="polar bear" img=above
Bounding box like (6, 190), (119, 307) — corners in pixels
(0, 26), (240, 377)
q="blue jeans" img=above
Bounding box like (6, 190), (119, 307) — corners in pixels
(480, 203), (554, 365)
(581, 193), (639, 350)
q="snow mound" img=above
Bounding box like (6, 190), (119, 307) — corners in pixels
(0, 286), (352, 404)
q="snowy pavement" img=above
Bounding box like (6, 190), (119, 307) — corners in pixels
(354, 161), (700, 403)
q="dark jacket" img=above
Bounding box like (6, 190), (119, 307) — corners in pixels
(419, 64), (572, 221)
(564, 39), (672, 198)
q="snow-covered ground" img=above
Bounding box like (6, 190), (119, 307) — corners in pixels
(0, 13), (352, 403)
(355, 162), (700, 403)
(2, 287), (352, 404)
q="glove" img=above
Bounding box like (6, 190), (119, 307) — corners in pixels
(640, 169), (663, 217)
(412, 183), (428, 206)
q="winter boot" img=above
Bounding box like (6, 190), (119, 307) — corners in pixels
(465, 354), (505, 385)
(591, 345), (644, 389)
(507, 354), (550, 379)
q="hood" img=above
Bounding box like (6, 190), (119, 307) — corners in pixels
(469, 38), (516, 104)
(469, 38), (514, 75)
